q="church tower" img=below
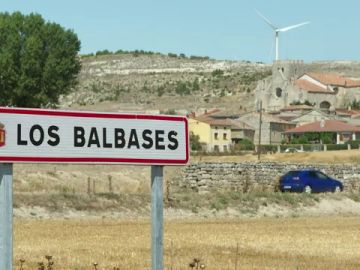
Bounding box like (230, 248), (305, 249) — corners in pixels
(256, 60), (304, 111)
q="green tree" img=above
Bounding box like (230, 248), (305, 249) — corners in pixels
(190, 132), (202, 151)
(0, 12), (81, 107)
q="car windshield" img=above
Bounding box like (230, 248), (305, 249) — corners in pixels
(316, 172), (328, 180)
(284, 171), (300, 177)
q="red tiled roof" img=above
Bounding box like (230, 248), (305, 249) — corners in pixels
(284, 120), (360, 133)
(280, 104), (314, 111)
(192, 116), (232, 126)
(335, 108), (360, 116)
(294, 79), (333, 93)
(278, 115), (297, 121)
(306, 72), (360, 88)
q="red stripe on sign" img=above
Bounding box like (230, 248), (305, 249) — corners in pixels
(0, 107), (186, 122)
(0, 156), (188, 165)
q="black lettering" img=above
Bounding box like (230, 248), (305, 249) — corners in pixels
(128, 129), (140, 148)
(142, 129), (153, 149)
(74, 127), (85, 147)
(167, 131), (178, 150)
(114, 128), (125, 148)
(17, 124), (27, 145)
(29, 125), (44, 146)
(103, 128), (112, 148)
(155, 130), (165, 150)
(87, 127), (100, 147)
(47, 126), (60, 146)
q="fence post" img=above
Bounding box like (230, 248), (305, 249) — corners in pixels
(348, 144), (351, 150)
(108, 175), (113, 193)
(87, 177), (91, 195)
(234, 242), (239, 270)
(93, 179), (96, 194)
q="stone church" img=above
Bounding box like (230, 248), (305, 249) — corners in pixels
(255, 60), (360, 112)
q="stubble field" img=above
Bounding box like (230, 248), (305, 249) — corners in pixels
(14, 216), (360, 270)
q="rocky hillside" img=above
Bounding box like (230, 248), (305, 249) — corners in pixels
(60, 54), (360, 114)
(60, 54), (271, 113)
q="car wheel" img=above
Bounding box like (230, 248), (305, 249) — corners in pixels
(333, 186), (341, 193)
(303, 185), (312, 194)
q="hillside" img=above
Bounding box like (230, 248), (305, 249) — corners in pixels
(59, 54), (360, 114)
(60, 54), (270, 113)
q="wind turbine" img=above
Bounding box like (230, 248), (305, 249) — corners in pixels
(255, 9), (310, 61)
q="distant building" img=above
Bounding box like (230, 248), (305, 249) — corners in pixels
(289, 110), (331, 127)
(189, 116), (232, 152)
(255, 60), (360, 112)
(284, 120), (360, 144)
(237, 112), (296, 145)
(227, 119), (255, 144)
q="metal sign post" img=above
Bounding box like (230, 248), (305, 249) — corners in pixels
(0, 163), (13, 270)
(151, 165), (164, 270)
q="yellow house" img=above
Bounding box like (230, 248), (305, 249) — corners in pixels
(189, 116), (232, 152)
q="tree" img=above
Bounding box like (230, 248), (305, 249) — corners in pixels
(190, 132), (202, 151)
(0, 12), (81, 107)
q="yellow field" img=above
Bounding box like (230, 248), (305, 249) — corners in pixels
(14, 216), (360, 270)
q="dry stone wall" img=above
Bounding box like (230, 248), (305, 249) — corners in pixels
(182, 162), (360, 193)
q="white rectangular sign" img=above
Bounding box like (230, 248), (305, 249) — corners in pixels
(0, 107), (189, 165)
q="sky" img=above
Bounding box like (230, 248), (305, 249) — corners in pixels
(2, 0), (360, 63)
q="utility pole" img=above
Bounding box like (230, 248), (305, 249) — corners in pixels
(257, 101), (262, 160)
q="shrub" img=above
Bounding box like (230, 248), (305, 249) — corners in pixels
(96, 49), (112, 56)
(212, 69), (224, 77)
(190, 132), (202, 151)
(175, 81), (190, 95)
(345, 140), (360, 148)
(192, 78), (200, 91)
(326, 144), (348, 151)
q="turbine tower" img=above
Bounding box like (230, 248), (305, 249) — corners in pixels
(255, 9), (310, 61)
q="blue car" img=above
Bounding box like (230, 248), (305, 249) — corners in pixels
(278, 170), (343, 193)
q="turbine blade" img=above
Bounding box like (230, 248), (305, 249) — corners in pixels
(255, 9), (277, 30)
(279, 21), (310, 32)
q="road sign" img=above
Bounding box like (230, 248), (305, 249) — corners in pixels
(0, 107), (189, 165)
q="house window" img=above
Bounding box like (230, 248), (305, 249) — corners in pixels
(214, 133), (218, 140)
(214, 145), (219, 152)
(223, 133), (227, 140)
(223, 145), (228, 152)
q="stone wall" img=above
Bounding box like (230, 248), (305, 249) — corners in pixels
(182, 162), (360, 193)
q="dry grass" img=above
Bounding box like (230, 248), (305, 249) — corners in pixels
(14, 216), (360, 269)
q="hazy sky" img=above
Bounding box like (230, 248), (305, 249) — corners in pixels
(2, 0), (360, 62)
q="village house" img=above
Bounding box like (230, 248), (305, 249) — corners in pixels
(236, 112), (296, 145)
(288, 109), (331, 127)
(284, 119), (360, 144)
(189, 116), (232, 152)
(227, 119), (255, 144)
